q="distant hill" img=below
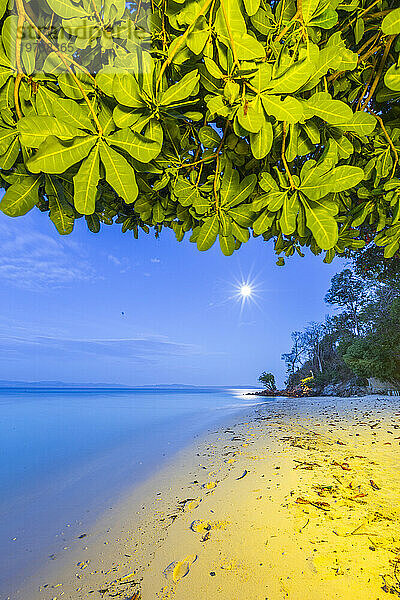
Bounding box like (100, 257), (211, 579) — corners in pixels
(0, 380), (256, 389)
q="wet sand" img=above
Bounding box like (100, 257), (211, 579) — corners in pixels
(27, 395), (400, 600)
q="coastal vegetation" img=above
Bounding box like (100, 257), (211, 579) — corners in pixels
(258, 371), (277, 391)
(0, 0), (399, 262)
(282, 248), (400, 393)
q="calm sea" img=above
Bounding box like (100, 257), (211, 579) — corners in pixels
(0, 387), (261, 597)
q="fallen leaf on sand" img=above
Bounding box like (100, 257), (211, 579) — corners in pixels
(191, 520), (211, 533)
(185, 499), (201, 510)
(164, 555), (197, 583)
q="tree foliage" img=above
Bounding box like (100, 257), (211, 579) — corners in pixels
(284, 264), (400, 389)
(0, 0), (399, 261)
(258, 371), (276, 390)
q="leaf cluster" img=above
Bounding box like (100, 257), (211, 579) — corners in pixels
(0, 0), (399, 262)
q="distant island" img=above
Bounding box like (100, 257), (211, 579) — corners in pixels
(0, 381), (255, 390)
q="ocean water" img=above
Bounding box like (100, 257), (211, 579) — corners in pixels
(0, 387), (262, 597)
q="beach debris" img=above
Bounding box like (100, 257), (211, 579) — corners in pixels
(381, 574), (400, 597)
(118, 572), (136, 583)
(299, 518), (310, 532)
(203, 481), (217, 490)
(295, 497), (330, 511)
(78, 533), (87, 539)
(370, 479), (381, 490)
(163, 554), (197, 583)
(185, 498), (202, 511)
(190, 519), (228, 534)
(190, 520), (211, 533)
(293, 460), (321, 470)
(201, 531), (211, 542)
(332, 461), (351, 470)
(236, 470), (248, 480)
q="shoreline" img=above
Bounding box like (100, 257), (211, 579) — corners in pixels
(25, 394), (400, 600)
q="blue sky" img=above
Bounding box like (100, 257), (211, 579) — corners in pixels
(0, 210), (346, 387)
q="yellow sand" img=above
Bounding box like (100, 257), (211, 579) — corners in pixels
(29, 395), (400, 600)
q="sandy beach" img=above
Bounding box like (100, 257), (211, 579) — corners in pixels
(27, 394), (400, 600)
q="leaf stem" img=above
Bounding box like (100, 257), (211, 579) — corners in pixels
(155, 0), (214, 90)
(367, 108), (398, 179)
(360, 35), (394, 110)
(23, 11), (96, 82)
(14, 0), (25, 119)
(219, 0), (239, 70)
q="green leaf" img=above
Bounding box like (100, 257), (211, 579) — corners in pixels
(243, 0), (260, 17)
(186, 18), (210, 55)
(204, 57), (224, 79)
(220, 165), (240, 205)
(0, 128), (17, 154)
(0, 64), (13, 89)
(231, 220), (250, 242)
(96, 67), (118, 96)
(199, 125), (221, 148)
(354, 17), (364, 44)
(0, 176), (40, 216)
(174, 177), (202, 206)
(53, 99), (94, 131)
(250, 120), (273, 159)
(301, 0), (319, 24)
(259, 172), (279, 193)
(261, 95), (304, 124)
(229, 204), (255, 227)
(382, 7), (400, 36)
(85, 213), (101, 233)
(302, 197), (338, 250)
(234, 34), (265, 60)
(224, 174), (257, 208)
(0, 0), (7, 20)
(28, 135), (97, 174)
(214, 0), (246, 41)
(58, 72), (93, 100)
(236, 100), (264, 133)
(280, 192), (299, 235)
(384, 64), (400, 92)
(0, 135), (19, 169)
(99, 140), (138, 204)
(219, 233), (235, 255)
(159, 70), (199, 105)
(46, 0), (88, 18)
(113, 72), (145, 108)
(107, 124), (162, 163)
(335, 111), (376, 136)
(251, 8), (275, 37)
(18, 116), (84, 148)
(306, 93), (353, 125)
(46, 175), (75, 235)
(309, 9), (337, 29)
(197, 214), (219, 250)
(327, 165), (364, 193)
(73, 144), (100, 214)
(35, 86), (59, 116)
(268, 59), (313, 94)
(253, 209), (274, 234)
(300, 163), (364, 200)
(43, 52), (67, 75)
